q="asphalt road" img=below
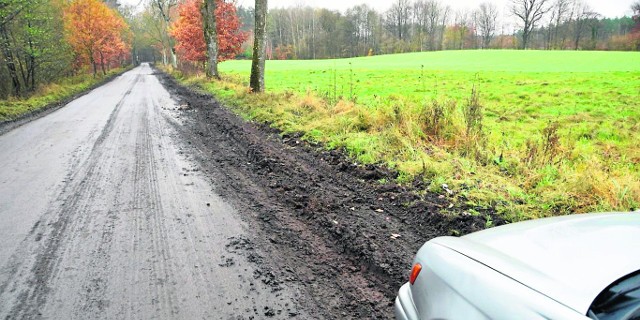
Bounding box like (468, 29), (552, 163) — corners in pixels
(0, 64), (311, 319)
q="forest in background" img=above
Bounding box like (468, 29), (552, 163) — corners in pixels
(231, 0), (640, 60)
(1, 0), (639, 98)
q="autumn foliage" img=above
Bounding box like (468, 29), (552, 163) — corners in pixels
(170, 0), (248, 64)
(63, 0), (131, 76)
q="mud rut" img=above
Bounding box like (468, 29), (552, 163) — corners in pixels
(157, 70), (502, 318)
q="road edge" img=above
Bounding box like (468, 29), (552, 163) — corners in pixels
(0, 67), (134, 136)
(154, 66), (507, 317)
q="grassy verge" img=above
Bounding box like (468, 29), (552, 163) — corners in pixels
(0, 67), (130, 123)
(162, 50), (640, 221)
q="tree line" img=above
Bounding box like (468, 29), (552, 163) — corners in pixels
(3, 0), (637, 99)
(233, 0), (640, 60)
(0, 0), (132, 98)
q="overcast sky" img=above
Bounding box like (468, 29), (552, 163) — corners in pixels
(124, 0), (636, 18)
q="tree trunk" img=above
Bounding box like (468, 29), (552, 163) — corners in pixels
(170, 48), (177, 68)
(202, 0), (220, 79)
(522, 31), (529, 49)
(26, 18), (35, 92)
(250, 0), (268, 93)
(28, 43), (35, 91)
(100, 52), (106, 75)
(0, 26), (21, 96)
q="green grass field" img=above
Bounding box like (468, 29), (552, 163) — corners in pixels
(177, 50), (640, 221)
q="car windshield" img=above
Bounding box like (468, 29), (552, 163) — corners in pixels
(588, 271), (640, 320)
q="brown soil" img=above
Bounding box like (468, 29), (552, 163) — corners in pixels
(156, 70), (504, 319)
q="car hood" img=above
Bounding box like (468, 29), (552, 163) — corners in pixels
(432, 213), (640, 315)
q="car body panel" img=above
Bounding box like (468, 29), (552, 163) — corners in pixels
(395, 213), (640, 319)
(406, 241), (589, 320)
(395, 283), (418, 320)
(461, 213), (640, 314)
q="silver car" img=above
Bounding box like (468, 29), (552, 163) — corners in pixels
(395, 213), (640, 320)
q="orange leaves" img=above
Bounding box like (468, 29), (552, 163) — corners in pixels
(63, 0), (131, 74)
(215, 0), (248, 61)
(170, 0), (247, 64)
(170, 0), (205, 62)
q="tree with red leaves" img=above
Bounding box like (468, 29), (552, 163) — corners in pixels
(170, 0), (247, 66)
(64, 0), (131, 77)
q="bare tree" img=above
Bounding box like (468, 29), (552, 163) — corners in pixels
(139, 6), (169, 64)
(150, 0), (178, 67)
(438, 5), (451, 50)
(425, 0), (443, 50)
(571, 1), (599, 49)
(633, 2), (640, 50)
(347, 4), (377, 56)
(476, 2), (499, 48)
(412, 0), (449, 51)
(202, 0), (219, 79)
(386, 0), (411, 40)
(413, 1), (429, 50)
(250, 0), (268, 92)
(453, 10), (470, 49)
(287, 7), (298, 58)
(510, 0), (550, 49)
(548, 0), (573, 49)
(632, 1), (640, 32)
(409, 0), (448, 51)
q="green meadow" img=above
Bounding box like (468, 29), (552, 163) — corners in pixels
(177, 50), (640, 221)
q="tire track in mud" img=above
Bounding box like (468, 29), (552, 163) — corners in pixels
(133, 95), (179, 318)
(140, 94), (208, 318)
(71, 78), (149, 316)
(0, 75), (142, 319)
(157, 70), (503, 319)
(188, 117), (392, 317)
(2, 66), (318, 320)
(158, 74), (401, 318)
(140, 71), (316, 319)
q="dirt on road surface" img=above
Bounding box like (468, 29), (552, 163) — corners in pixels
(0, 64), (315, 319)
(155, 70), (503, 318)
(0, 64), (501, 319)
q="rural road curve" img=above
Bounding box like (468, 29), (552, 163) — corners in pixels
(0, 64), (312, 319)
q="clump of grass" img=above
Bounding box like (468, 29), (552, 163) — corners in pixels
(464, 87), (484, 138)
(462, 87), (485, 159)
(421, 99), (457, 143)
(524, 121), (562, 168)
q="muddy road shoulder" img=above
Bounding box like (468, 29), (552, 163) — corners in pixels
(156, 70), (502, 318)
